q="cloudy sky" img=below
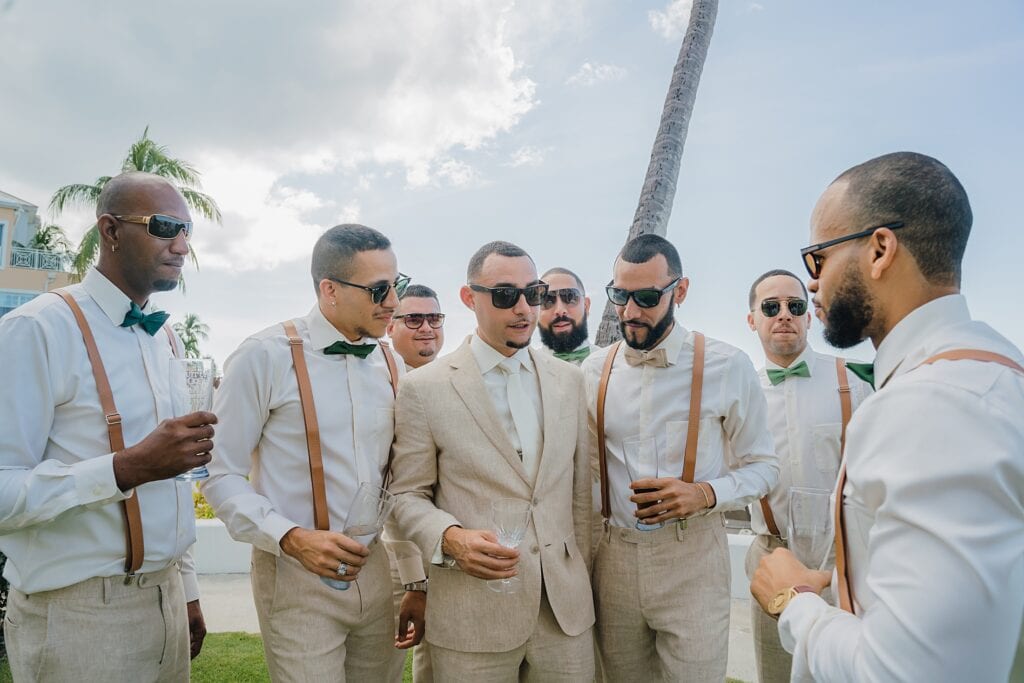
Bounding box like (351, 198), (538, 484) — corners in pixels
(2, 0), (1021, 367)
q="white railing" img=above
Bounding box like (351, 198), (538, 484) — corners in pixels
(9, 247), (72, 272)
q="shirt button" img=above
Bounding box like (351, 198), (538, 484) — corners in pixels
(532, 498), (539, 506)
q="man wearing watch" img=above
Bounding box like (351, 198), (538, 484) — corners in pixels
(753, 152), (1024, 681)
(389, 241), (595, 680)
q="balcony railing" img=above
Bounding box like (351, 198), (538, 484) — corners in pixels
(9, 247), (73, 272)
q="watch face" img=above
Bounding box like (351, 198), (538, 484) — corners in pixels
(768, 591), (788, 615)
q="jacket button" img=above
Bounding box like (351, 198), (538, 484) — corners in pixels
(531, 545), (539, 554)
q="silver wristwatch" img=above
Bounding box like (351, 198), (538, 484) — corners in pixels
(403, 580), (428, 592)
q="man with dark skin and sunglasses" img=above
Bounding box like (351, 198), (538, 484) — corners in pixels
(536, 266), (593, 365)
(752, 153), (1024, 682)
(581, 234), (777, 682)
(202, 224), (425, 682)
(0, 172), (213, 680)
(389, 241), (595, 680)
(743, 268), (872, 683)
(387, 284), (446, 371)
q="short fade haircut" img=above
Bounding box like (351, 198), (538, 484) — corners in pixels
(833, 151), (972, 286)
(618, 234), (682, 278)
(401, 284), (438, 301)
(748, 269), (808, 310)
(541, 267), (586, 294)
(311, 224), (391, 293)
(467, 241), (533, 281)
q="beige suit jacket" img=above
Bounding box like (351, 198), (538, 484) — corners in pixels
(389, 339), (595, 653)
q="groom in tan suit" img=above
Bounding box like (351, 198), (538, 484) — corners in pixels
(389, 240), (595, 680)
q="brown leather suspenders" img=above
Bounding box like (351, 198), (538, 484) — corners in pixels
(282, 321), (398, 531)
(53, 289), (179, 575)
(596, 332), (706, 520)
(759, 357), (851, 537)
(833, 349), (1024, 614)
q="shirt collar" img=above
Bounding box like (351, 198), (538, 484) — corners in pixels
(471, 333), (534, 375)
(649, 321), (688, 366)
(874, 294), (971, 388)
(82, 268), (154, 326)
(306, 304), (377, 351)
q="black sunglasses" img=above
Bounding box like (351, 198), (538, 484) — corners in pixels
(328, 273), (411, 304)
(800, 221), (905, 279)
(393, 313), (445, 329)
(606, 278), (680, 308)
(541, 287), (582, 310)
(114, 214), (193, 240)
(469, 283), (549, 309)
(760, 299), (808, 318)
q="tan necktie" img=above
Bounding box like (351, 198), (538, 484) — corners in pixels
(623, 346), (669, 368)
(499, 358), (541, 482)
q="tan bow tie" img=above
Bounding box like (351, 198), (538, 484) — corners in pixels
(623, 347), (669, 368)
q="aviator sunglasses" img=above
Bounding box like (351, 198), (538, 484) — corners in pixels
(393, 313), (445, 329)
(605, 278), (680, 308)
(114, 214), (193, 240)
(541, 287), (582, 310)
(328, 273), (411, 304)
(468, 283), (549, 309)
(760, 299), (808, 317)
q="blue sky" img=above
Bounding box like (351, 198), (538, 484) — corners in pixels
(1, 0), (1021, 366)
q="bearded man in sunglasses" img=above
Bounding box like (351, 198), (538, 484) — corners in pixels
(389, 241), (595, 680)
(0, 172), (214, 680)
(743, 268), (872, 683)
(387, 284), (445, 371)
(202, 224), (425, 682)
(536, 267), (593, 365)
(581, 234), (777, 682)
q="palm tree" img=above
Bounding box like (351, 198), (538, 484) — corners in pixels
(14, 223), (73, 254)
(172, 313), (210, 359)
(49, 126), (221, 281)
(595, 0), (718, 346)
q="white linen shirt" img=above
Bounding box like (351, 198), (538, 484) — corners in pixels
(582, 323), (778, 528)
(0, 269), (198, 600)
(780, 295), (1024, 682)
(201, 305), (404, 557)
(750, 346), (872, 537)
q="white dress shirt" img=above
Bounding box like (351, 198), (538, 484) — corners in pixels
(582, 323), (778, 528)
(780, 295), (1024, 682)
(0, 269), (198, 599)
(750, 346), (872, 537)
(201, 305), (404, 557)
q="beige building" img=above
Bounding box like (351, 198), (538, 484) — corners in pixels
(0, 190), (73, 318)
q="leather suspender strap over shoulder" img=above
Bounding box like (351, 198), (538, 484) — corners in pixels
(833, 348), (1024, 614)
(596, 332), (705, 520)
(53, 289), (184, 575)
(759, 357), (851, 537)
(283, 322), (400, 531)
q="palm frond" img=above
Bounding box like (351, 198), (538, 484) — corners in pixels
(180, 188), (222, 223)
(72, 225), (100, 279)
(49, 183), (102, 215)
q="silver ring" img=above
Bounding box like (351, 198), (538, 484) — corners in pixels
(336, 562), (348, 576)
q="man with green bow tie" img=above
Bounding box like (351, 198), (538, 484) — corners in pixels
(536, 267), (592, 365)
(743, 268), (873, 683)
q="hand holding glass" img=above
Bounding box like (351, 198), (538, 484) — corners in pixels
(487, 498), (532, 594)
(321, 483), (396, 590)
(786, 487), (833, 569)
(168, 358), (215, 481)
(624, 436), (663, 531)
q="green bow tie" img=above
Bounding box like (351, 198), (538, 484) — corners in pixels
(120, 302), (170, 336)
(553, 347), (591, 363)
(845, 361), (875, 389)
(766, 360), (811, 386)
(323, 340), (376, 358)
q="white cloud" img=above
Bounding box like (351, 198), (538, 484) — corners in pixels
(565, 62), (627, 87)
(649, 0), (694, 40)
(337, 200), (361, 224)
(746, 2), (765, 11)
(506, 146), (549, 168)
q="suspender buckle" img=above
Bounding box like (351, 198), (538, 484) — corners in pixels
(123, 572), (135, 585)
(288, 337), (303, 346)
(105, 412), (122, 426)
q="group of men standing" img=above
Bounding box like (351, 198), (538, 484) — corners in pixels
(1, 150), (1021, 683)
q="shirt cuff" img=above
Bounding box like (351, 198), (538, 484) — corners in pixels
(779, 591), (828, 653)
(261, 512), (299, 556)
(76, 453), (129, 504)
(430, 535), (445, 566)
(180, 565), (201, 603)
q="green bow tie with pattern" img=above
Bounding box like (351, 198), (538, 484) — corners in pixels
(845, 361), (875, 389)
(120, 302), (170, 336)
(323, 340), (376, 358)
(766, 360), (811, 386)
(553, 347), (591, 363)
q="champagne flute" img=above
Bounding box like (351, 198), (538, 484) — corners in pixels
(787, 487), (832, 569)
(623, 435), (663, 531)
(486, 498), (532, 594)
(321, 483), (396, 590)
(168, 358), (215, 481)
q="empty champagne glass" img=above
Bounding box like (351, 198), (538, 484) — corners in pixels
(168, 358), (215, 481)
(623, 435), (663, 531)
(787, 487), (832, 569)
(322, 483), (396, 590)
(487, 498), (532, 594)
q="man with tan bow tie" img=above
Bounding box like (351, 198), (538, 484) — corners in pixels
(389, 240), (595, 680)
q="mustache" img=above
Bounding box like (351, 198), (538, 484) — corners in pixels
(622, 318), (653, 330)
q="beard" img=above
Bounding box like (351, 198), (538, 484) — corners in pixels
(620, 306), (674, 351)
(151, 277), (180, 292)
(822, 264), (876, 349)
(539, 315), (589, 353)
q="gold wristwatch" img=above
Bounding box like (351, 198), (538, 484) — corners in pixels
(767, 585), (816, 619)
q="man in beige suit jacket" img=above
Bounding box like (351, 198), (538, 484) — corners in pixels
(390, 241), (595, 680)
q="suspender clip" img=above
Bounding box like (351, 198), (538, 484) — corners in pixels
(105, 412), (123, 426)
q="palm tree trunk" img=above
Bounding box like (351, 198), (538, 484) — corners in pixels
(595, 0), (718, 346)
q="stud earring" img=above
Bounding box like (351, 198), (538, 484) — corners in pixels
(331, 300), (337, 307)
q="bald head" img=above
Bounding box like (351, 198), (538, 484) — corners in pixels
(97, 172), (187, 219)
